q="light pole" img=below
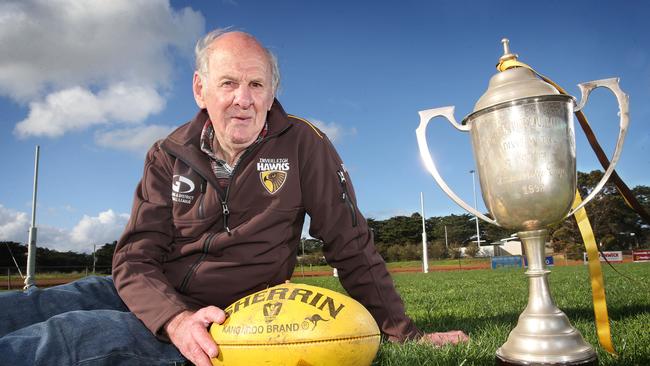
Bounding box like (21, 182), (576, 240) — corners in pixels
(470, 170), (481, 250)
(300, 239), (305, 277)
(420, 192), (429, 273)
(24, 146), (40, 290)
(444, 225), (449, 251)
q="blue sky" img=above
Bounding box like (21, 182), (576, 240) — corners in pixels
(1, 0), (648, 252)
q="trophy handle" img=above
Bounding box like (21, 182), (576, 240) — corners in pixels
(416, 106), (499, 226)
(567, 78), (630, 217)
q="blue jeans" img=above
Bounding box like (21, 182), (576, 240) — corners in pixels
(0, 276), (186, 366)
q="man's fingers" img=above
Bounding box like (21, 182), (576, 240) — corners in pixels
(421, 330), (469, 346)
(439, 330), (467, 344)
(450, 330), (469, 343)
(191, 322), (219, 358)
(166, 308), (225, 365)
(186, 341), (213, 366)
(196, 306), (227, 326)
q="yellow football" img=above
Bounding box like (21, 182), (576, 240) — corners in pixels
(209, 282), (381, 366)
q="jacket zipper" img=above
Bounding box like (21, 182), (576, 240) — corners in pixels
(179, 232), (216, 293)
(221, 201), (230, 234)
(161, 122), (291, 234)
(198, 178), (207, 219)
(337, 170), (358, 227)
(221, 138), (266, 234)
(177, 137), (268, 292)
(162, 123), (291, 293)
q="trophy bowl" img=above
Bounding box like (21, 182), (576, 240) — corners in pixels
(468, 94), (576, 231)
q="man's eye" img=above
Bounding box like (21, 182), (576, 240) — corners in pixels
(221, 81), (235, 87)
(251, 82), (263, 88)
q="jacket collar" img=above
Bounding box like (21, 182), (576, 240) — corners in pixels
(160, 99), (292, 189)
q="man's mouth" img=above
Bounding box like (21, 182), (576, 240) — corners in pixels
(232, 115), (253, 122)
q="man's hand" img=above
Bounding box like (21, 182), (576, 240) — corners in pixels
(420, 330), (469, 347)
(165, 306), (227, 366)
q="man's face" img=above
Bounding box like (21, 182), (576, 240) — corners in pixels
(193, 33), (275, 150)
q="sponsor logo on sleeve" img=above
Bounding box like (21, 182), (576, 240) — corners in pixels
(171, 175), (195, 204)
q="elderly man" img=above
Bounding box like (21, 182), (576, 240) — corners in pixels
(0, 29), (467, 366)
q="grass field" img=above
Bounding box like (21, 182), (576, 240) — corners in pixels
(295, 263), (650, 366)
(2, 262), (647, 365)
(296, 258), (491, 273)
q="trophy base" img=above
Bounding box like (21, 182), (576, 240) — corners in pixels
(496, 354), (598, 366)
(495, 229), (598, 366)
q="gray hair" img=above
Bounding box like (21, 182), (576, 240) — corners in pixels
(194, 28), (280, 94)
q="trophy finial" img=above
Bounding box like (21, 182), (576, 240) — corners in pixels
(499, 38), (518, 63)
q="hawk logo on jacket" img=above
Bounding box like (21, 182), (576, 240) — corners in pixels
(257, 158), (290, 194)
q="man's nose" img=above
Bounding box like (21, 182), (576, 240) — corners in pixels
(234, 85), (253, 109)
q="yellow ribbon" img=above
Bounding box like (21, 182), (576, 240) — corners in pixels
(497, 59), (617, 355)
(496, 59), (530, 72)
(572, 191), (617, 355)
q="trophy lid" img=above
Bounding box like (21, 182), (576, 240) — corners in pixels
(473, 39), (560, 112)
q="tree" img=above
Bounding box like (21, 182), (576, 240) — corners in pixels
(448, 243), (462, 259)
(36, 247), (91, 271)
(94, 242), (117, 273)
(428, 240), (447, 259)
(299, 238), (324, 254)
(429, 214), (475, 246)
(369, 214), (422, 245)
(482, 222), (513, 245)
(0, 242), (27, 267)
(464, 243), (480, 257)
(550, 170), (649, 251)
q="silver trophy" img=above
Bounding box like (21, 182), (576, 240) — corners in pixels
(416, 39), (629, 365)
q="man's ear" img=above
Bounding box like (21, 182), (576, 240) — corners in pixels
(192, 72), (206, 109)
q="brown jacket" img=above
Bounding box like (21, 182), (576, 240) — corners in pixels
(112, 100), (422, 342)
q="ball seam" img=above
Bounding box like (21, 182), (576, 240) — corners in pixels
(218, 334), (380, 347)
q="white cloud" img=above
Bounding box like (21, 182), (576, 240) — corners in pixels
(365, 208), (413, 220)
(0, 0), (204, 100)
(309, 119), (357, 143)
(95, 124), (176, 153)
(37, 225), (75, 251)
(70, 209), (130, 249)
(14, 84), (166, 138)
(1, 0), (204, 142)
(0, 204), (30, 242)
(0, 205), (128, 253)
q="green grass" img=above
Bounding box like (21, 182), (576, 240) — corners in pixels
(293, 258), (490, 274)
(3, 262), (647, 364)
(385, 258), (489, 268)
(295, 263), (650, 366)
(1, 271), (88, 280)
(0, 271), (89, 289)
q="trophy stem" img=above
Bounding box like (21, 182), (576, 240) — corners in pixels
(496, 229), (597, 365)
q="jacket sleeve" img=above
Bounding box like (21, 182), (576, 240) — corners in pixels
(299, 133), (423, 343)
(112, 143), (195, 340)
